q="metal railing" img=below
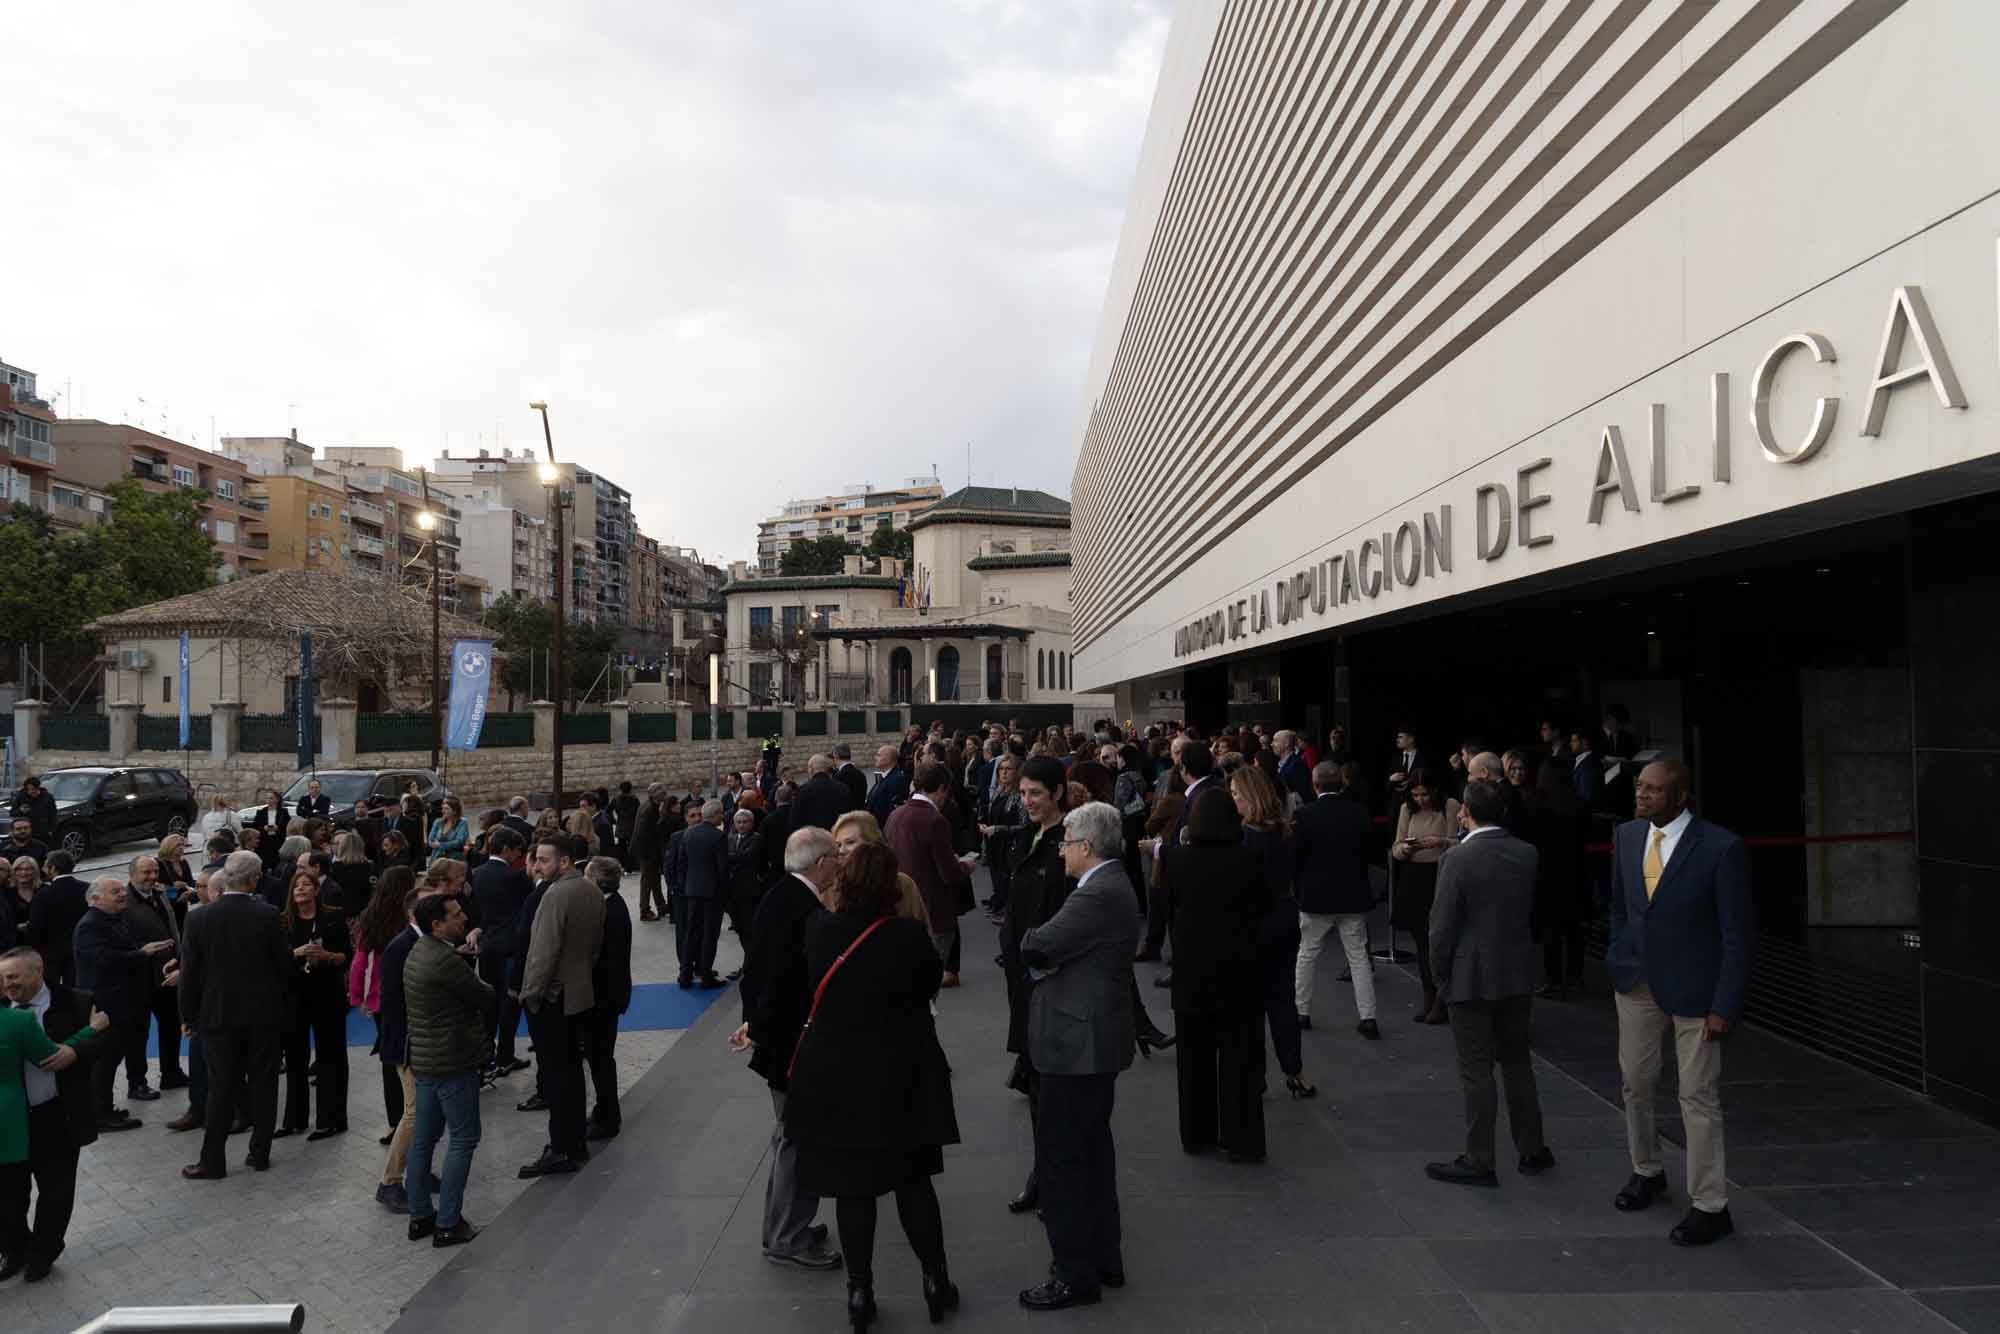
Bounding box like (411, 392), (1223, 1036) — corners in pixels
(73, 1303), (303, 1334)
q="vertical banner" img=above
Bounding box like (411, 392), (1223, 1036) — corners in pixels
(296, 633), (315, 770)
(177, 632), (191, 749)
(445, 639), (493, 751)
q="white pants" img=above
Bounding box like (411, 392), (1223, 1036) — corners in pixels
(1296, 913), (1375, 1021)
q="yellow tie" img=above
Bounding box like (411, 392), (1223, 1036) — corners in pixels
(1643, 827), (1665, 900)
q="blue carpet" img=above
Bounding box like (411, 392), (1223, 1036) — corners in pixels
(144, 981), (733, 1056)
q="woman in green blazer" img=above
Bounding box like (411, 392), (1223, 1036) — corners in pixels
(0, 1002), (108, 1164)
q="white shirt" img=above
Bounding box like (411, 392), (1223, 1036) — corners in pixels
(1573, 749), (1596, 770)
(1460, 824), (1504, 843)
(20, 983), (58, 1107)
(1075, 859), (1114, 892)
(1647, 806), (1694, 870)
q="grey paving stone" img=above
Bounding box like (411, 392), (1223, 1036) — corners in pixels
(1425, 1234), (1884, 1294)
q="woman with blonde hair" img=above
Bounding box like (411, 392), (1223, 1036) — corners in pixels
(325, 830), (376, 916)
(1231, 765), (1314, 1099)
(830, 811), (929, 927)
(197, 792), (241, 842)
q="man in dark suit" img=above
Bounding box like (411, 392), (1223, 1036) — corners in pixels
(1017, 802), (1140, 1311)
(1292, 761), (1378, 1038)
(730, 827), (841, 1271)
(505, 856), (552, 1119)
(176, 852), (292, 1180)
(790, 755), (855, 833)
(865, 745), (908, 824)
(830, 743), (868, 809)
(122, 855), (186, 1099)
(29, 853), (91, 989)
(1607, 761), (1754, 1248)
(72, 879), (171, 1129)
(294, 778), (332, 823)
(1424, 781), (1552, 1188)
(1569, 732), (1605, 809)
(501, 796), (537, 843)
(1272, 730), (1313, 808)
(1385, 729), (1428, 806)
(885, 764), (975, 982)
(669, 800), (729, 988)
(467, 828), (532, 1076)
(1, 817), (49, 868)
(583, 856), (632, 1141)
(0, 946), (118, 1282)
(1467, 752), (1529, 838)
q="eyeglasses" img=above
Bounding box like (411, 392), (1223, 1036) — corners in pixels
(1059, 838), (1089, 848)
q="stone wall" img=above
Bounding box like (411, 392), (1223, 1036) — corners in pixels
(27, 729), (906, 809)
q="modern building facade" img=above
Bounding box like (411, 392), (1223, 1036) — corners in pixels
(1073, 2), (2000, 1120)
(432, 449), (630, 626)
(53, 420), (265, 578)
(754, 477), (943, 573)
(0, 358), (59, 514)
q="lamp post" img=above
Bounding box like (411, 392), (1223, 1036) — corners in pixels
(416, 507), (441, 771)
(708, 654), (720, 793)
(529, 402), (565, 809)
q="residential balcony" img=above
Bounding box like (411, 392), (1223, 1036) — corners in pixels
(348, 497), (386, 525)
(130, 459), (169, 484)
(7, 436), (55, 469)
(243, 532), (271, 552)
(351, 533), (386, 557)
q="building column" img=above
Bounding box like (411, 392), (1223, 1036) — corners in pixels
(13, 699), (44, 763)
(211, 700), (243, 763)
(863, 640), (876, 704)
(317, 697), (358, 764)
(608, 699), (631, 749)
(530, 699), (558, 753)
(920, 638), (936, 703)
(107, 702), (141, 761)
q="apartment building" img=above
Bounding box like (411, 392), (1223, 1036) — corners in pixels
(0, 358), (58, 515)
(53, 420), (264, 578)
(754, 477), (942, 573)
(432, 449), (633, 626)
(319, 446), (473, 609)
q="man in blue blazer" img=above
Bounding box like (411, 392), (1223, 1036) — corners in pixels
(1606, 760), (1754, 1248)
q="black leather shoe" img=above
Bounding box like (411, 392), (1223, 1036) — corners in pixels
(1425, 1156), (1499, 1187)
(516, 1093), (548, 1112)
(848, 1282), (877, 1331)
(1007, 1184), (1040, 1214)
(1669, 1206), (1734, 1246)
(245, 1154), (271, 1172)
(923, 1266), (960, 1321)
(1020, 1278), (1100, 1310)
(1152, 971), (1173, 988)
(1614, 1172), (1669, 1212)
(22, 1259), (51, 1282)
(1098, 1266), (1126, 1289)
(376, 1182), (409, 1214)
(180, 1164), (225, 1181)
(1296, 1013), (1312, 1030)
(408, 1216), (436, 1242)
(0, 1252), (26, 1282)
(518, 1151), (580, 1179)
(158, 1072), (190, 1091)
(586, 1122), (619, 1141)
(433, 1219), (481, 1249)
(307, 1126), (346, 1142)
(1356, 1019), (1381, 1040)
(1518, 1147), (1556, 1175)
(272, 1127), (300, 1139)
(127, 1083), (161, 1102)
(97, 1114), (141, 1133)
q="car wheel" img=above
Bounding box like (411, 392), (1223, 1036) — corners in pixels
(60, 826), (90, 858)
(166, 812), (190, 836)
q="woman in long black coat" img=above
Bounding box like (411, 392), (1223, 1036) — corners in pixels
(784, 842), (959, 1330)
(1162, 788), (1272, 1160)
(997, 756), (1073, 1213)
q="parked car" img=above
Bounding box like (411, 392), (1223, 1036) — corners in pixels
(40, 766), (200, 857)
(236, 768), (449, 832)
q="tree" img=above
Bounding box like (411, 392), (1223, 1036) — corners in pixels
(479, 591), (625, 707)
(780, 533), (855, 575)
(865, 520), (912, 562)
(0, 504), (77, 645)
(67, 479), (219, 616)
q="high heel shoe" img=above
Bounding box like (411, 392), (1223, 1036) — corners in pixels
(1284, 1074), (1318, 1099)
(848, 1281), (877, 1331)
(1135, 1023), (1177, 1055)
(1135, 1033), (1154, 1059)
(922, 1266), (960, 1323)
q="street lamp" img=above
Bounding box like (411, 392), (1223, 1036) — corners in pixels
(416, 507), (441, 771)
(708, 654), (720, 793)
(529, 402), (565, 809)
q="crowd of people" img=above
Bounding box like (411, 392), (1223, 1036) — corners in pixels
(0, 704), (1755, 1314)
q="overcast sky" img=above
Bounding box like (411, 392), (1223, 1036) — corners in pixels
(11, 0), (1169, 565)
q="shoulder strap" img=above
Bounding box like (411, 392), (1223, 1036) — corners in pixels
(787, 916), (893, 1081)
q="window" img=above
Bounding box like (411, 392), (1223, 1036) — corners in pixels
(214, 520), (236, 543)
(781, 605), (804, 640)
(102, 773), (135, 802)
(814, 603), (839, 631)
(1037, 650), (1045, 689)
(215, 479), (235, 499)
(52, 486), (84, 509)
(1058, 653), (1067, 690)
(87, 495), (108, 513)
(749, 662), (772, 700)
(170, 465), (196, 487)
(161, 673), (172, 704)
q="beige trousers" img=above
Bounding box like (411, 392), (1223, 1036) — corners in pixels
(1616, 982), (1727, 1211)
(380, 1065), (417, 1186)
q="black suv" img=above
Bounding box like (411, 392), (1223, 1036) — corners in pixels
(41, 766), (200, 857)
(237, 768), (449, 830)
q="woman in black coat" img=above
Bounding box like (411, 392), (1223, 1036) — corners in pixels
(1162, 788), (1272, 1160)
(277, 866), (352, 1140)
(248, 790), (289, 869)
(1529, 756), (1593, 999)
(324, 831), (377, 918)
(1232, 766), (1314, 1099)
(783, 842), (959, 1330)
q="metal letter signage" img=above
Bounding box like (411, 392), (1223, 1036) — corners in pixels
(1587, 426), (1641, 523)
(1859, 285), (1965, 436)
(1750, 332), (1839, 463)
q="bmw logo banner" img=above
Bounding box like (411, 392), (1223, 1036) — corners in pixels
(445, 639), (494, 751)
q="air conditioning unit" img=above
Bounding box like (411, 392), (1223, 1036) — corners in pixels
(119, 648), (152, 670)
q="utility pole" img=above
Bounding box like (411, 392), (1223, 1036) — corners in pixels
(530, 402), (565, 809)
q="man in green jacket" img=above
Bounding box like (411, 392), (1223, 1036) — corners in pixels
(402, 894), (492, 1249)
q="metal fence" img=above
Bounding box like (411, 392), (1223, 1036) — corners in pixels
(630, 712), (677, 743)
(876, 709), (903, 735)
(43, 714), (109, 751)
(794, 710), (827, 736)
(241, 714), (316, 755)
(481, 712), (535, 747)
(691, 711), (734, 741)
(746, 710), (784, 739)
(838, 710), (869, 734)
(357, 713), (431, 753)
(562, 712), (610, 745)
(137, 715), (211, 752)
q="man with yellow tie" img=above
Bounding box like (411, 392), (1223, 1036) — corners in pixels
(1605, 760), (1754, 1247)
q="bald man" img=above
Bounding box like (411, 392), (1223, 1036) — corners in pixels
(1605, 761), (1753, 1248)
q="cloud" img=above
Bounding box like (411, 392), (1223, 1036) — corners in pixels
(8, 0), (1170, 565)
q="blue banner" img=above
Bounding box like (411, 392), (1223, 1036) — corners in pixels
(445, 639), (493, 751)
(296, 634), (315, 770)
(177, 632), (190, 749)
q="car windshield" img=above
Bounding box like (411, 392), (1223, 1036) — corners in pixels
(281, 773), (374, 805)
(40, 773), (105, 803)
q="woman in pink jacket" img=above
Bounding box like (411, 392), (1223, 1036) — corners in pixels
(348, 866), (416, 1146)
